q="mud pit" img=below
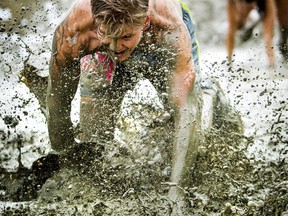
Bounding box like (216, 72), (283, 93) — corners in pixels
(1, 0), (288, 215)
(1, 104), (287, 215)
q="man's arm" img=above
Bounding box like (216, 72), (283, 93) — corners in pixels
(152, 1), (201, 201)
(168, 65), (200, 201)
(47, 22), (81, 153)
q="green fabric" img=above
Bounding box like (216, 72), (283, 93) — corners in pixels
(180, 1), (191, 15)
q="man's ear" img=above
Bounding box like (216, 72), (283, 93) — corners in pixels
(144, 16), (151, 30)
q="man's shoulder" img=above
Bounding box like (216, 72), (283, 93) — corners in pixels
(63, 0), (93, 32)
(148, 0), (183, 28)
(149, 0), (182, 14)
(52, 0), (98, 60)
(74, 0), (92, 14)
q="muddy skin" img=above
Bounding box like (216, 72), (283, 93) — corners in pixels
(1, 1), (288, 215)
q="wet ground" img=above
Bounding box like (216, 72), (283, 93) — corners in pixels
(1, 0), (288, 215)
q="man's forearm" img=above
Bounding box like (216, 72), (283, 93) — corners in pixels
(47, 95), (74, 152)
(46, 76), (75, 153)
(168, 86), (201, 201)
(170, 105), (194, 184)
(47, 45), (80, 152)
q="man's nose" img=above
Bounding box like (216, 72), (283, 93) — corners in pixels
(101, 37), (112, 46)
(102, 38), (123, 52)
(109, 39), (117, 51)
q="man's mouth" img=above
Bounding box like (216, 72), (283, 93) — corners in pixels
(114, 50), (126, 57)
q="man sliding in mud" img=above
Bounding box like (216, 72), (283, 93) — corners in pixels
(47, 0), (202, 202)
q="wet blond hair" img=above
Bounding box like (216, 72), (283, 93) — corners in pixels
(91, 0), (149, 37)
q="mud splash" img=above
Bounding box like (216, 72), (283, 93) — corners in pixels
(1, 0), (287, 215)
(1, 99), (287, 215)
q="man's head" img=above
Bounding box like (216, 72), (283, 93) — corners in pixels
(91, 0), (149, 61)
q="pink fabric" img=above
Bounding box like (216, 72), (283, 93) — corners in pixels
(80, 52), (114, 83)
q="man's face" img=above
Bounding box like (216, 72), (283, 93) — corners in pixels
(97, 24), (144, 62)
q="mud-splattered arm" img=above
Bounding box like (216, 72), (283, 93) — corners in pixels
(150, 0), (199, 202)
(168, 25), (199, 202)
(47, 23), (81, 153)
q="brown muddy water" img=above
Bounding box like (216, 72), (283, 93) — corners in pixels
(0, 0), (287, 215)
